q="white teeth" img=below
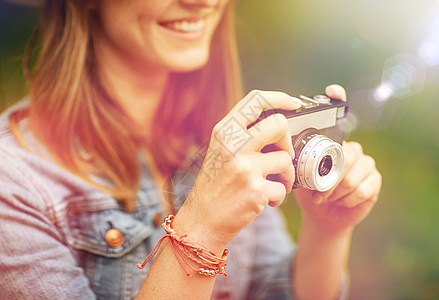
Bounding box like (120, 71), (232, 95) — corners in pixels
(163, 20), (205, 33)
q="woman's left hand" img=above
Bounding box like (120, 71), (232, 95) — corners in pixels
(294, 85), (382, 234)
(295, 140), (382, 233)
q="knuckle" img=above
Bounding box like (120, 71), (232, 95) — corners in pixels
(246, 181), (266, 209)
(280, 154), (294, 176)
(363, 155), (376, 169)
(279, 150), (292, 163)
(248, 89), (262, 97)
(212, 122), (223, 137)
(374, 170), (383, 189)
(278, 91), (290, 98)
(377, 170), (383, 182)
(344, 151), (355, 168)
(248, 179), (264, 195)
(217, 147), (233, 161)
(350, 141), (363, 154)
(232, 156), (253, 176)
(266, 114), (289, 137)
(356, 184), (370, 200)
(273, 113), (288, 127)
(252, 202), (265, 215)
(343, 174), (357, 190)
(272, 184), (287, 206)
(344, 143), (363, 168)
(278, 184), (288, 199)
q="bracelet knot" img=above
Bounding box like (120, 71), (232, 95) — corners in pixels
(136, 214), (229, 277)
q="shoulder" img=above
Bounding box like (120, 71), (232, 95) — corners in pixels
(0, 98), (50, 160)
(0, 99), (51, 181)
(0, 99), (100, 218)
(0, 99), (40, 190)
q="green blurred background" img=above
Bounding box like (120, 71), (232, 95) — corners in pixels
(1, 0), (438, 299)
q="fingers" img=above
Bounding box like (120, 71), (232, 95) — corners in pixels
(229, 90), (302, 126)
(232, 151), (292, 207)
(326, 154), (376, 203)
(212, 90), (299, 158)
(325, 84), (347, 102)
(265, 180), (287, 207)
(259, 151), (295, 193)
(335, 170), (382, 208)
(315, 141), (381, 210)
(315, 141), (364, 203)
(246, 113), (294, 159)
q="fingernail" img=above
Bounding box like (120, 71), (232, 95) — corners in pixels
(327, 84), (346, 101)
(291, 97), (303, 107)
(329, 84), (341, 92)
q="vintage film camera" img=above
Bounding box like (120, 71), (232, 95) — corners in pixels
(254, 94), (349, 192)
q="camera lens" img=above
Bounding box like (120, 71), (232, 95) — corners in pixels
(293, 129), (344, 192)
(318, 155), (333, 177)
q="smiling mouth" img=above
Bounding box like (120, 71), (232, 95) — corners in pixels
(159, 19), (206, 33)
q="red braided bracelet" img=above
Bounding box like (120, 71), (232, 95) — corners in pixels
(136, 214), (229, 277)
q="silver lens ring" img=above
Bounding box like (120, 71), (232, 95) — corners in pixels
(296, 135), (344, 191)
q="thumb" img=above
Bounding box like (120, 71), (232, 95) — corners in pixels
(325, 84), (347, 102)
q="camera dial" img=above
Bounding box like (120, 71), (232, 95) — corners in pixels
(292, 128), (344, 191)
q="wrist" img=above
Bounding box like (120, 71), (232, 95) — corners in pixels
(299, 216), (353, 262)
(173, 209), (227, 256)
(301, 214), (354, 240)
(137, 214), (229, 277)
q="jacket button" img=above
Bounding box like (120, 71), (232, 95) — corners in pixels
(153, 212), (163, 228)
(105, 228), (124, 248)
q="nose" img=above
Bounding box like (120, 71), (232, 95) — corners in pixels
(179, 0), (219, 7)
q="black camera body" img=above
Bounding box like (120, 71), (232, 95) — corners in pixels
(254, 95), (349, 192)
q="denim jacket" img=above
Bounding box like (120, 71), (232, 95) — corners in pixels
(0, 101), (346, 299)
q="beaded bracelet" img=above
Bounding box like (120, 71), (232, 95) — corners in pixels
(136, 214), (229, 277)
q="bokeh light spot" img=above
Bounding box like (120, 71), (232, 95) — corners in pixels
(372, 83), (394, 106)
(418, 38), (439, 66)
(381, 53), (426, 99)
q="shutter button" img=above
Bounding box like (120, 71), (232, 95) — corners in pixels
(105, 228), (124, 248)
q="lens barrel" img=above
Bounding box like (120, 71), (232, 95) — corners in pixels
(293, 129), (344, 191)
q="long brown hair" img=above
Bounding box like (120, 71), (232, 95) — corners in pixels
(9, 0), (242, 212)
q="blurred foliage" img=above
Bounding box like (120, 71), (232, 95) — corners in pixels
(1, 0), (439, 299)
(0, 1), (38, 110)
(235, 0), (439, 299)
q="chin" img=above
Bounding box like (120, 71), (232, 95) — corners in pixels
(163, 50), (210, 73)
(171, 62), (208, 73)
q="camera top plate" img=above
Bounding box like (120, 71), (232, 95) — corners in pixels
(248, 95), (349, 131)
(281, 95), (348, 119)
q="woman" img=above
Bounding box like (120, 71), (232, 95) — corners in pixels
(0, 0), (382, 299)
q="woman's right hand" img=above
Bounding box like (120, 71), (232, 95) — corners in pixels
(173, 90), (302, 252)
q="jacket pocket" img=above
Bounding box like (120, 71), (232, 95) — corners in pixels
(64, 195), (164, 299)
(65, 196), (156, 258)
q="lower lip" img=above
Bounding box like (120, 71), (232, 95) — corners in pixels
(158, 23), (206, 41)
